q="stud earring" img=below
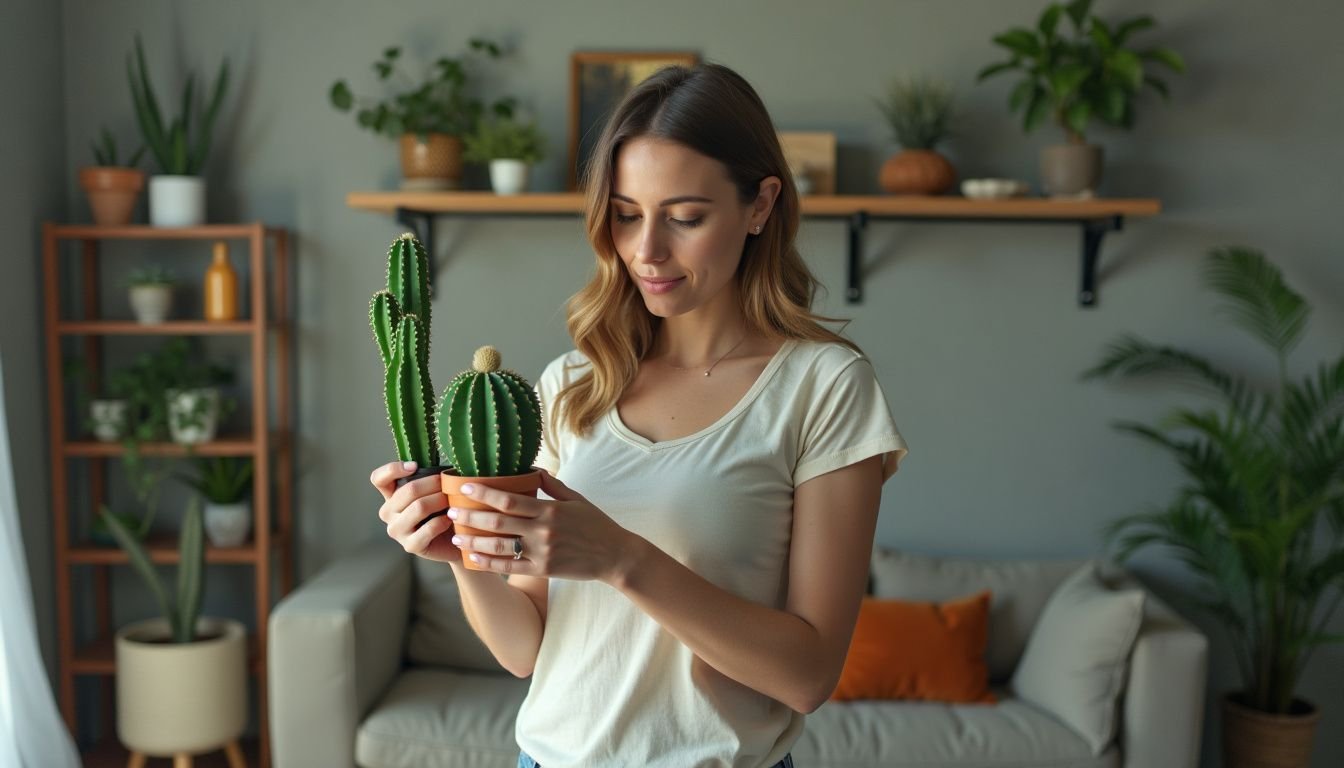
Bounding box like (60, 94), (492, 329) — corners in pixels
(752, 225), (762, 234)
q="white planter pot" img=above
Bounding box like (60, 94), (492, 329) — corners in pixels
(89, 399), (129, 442)
(204, 501), (252, 547)
(128, 284), (173, 324)
(489, 159), (530, 195)
(166, 388), (221, 444)
(115, 616), (246, 756)
(148, 175), (206, 227)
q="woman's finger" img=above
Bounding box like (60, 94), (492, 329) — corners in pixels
(389, 491), (449, 538)
(466, 551), (535, 576)
(401, 511), (454, 556)
(453, 533), (523, 558)
(538, 469), (582, 502)
(370, 460), (419, 501)
(447, 506), (529, 535)
(457, 482), (542, 518)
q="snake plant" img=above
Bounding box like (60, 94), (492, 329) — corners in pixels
(99, 497), (205, 644)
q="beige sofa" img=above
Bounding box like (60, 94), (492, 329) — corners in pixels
(268, 540), (1207, 768)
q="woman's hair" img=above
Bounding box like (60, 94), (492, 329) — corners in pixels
(555, 61), (861, 436)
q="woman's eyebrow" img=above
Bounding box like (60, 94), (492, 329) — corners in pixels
(611, 192), (714, 206)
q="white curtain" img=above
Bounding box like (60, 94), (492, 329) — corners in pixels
(0, 352), (80, 767)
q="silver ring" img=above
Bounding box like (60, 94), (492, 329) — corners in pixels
(512, 537), (524, 560)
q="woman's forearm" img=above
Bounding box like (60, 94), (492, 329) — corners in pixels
(610, 536), (838, 713)
(450, 562), (543, 677)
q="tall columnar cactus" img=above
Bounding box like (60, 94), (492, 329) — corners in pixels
(370, 233), (440, 467)
(436, 346), (542, 477)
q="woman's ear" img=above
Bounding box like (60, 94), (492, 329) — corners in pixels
(752, 175), (783, 228)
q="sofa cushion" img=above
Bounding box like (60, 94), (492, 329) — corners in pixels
(832, 592), (995, 704)
(870, 548), (1086, 681)
(405, 558), (506, 673)
(795, 689), (1119, 768)
(1009, 562), (1145, 756)
(356, 668), (528, 768)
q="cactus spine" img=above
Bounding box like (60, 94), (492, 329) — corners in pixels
(370, 233), (439, 467)
(436, 346), (542, 477)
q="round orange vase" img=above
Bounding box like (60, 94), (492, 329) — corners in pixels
(879, 149), (956, 195)
(441, 468), (542, 571)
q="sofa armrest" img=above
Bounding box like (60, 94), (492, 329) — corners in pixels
(1116, 579), (1209, 768)
(268, 537), (412, 768)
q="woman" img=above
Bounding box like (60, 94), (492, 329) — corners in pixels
(373, 62), (907, 768)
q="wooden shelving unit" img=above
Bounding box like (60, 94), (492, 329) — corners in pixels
(41, 222), (294, 768)
(347, 191), (1161, 306)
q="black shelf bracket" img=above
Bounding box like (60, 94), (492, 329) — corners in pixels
(842, 212), (1128, 308)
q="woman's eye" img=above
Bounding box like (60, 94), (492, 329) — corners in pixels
(614, 213), (703, 229)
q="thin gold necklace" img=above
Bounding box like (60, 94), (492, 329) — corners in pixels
(661, 332), (749, 377)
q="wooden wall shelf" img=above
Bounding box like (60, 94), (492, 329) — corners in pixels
(347, 191), (1161, 306)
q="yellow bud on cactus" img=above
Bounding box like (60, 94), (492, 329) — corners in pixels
(473, 346), (502, 373)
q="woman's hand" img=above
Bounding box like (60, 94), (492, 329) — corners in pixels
(371, 461), (460, 564)
(449, 469), (643, 583)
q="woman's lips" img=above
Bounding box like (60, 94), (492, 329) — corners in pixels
(639, 276), (685, 294)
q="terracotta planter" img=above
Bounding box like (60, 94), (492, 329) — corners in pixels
(1222, 691), (1320, 768)
(79, 167), (145, 225)
(879, 149), (956, 195)
(441, 468), (542, 571)
(399, 133), (463, 190)
(114, 617), (246, 756)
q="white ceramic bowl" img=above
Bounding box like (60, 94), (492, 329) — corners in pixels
(961, 178), (1030, 199)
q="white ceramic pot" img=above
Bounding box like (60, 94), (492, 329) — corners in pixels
(166, 388), (220, 444)
(204, 501), (251, 547)
(489, 159), (530, 195)
(115, 616), (246, 756)
(89, 399), (129, 442)
(128, 284), (173, 324)
(148, 175), (206, 227)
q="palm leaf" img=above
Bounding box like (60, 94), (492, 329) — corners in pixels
(1080, 333), (1261, 416)
(1204, 247), (1309, 361)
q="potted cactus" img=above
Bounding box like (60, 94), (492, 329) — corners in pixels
(436, 345), (544, 571)
(370, 233), (452, 487)
(80, 126), (147, 225)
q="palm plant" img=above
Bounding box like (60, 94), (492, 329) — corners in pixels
(1081, 246), (1344, 715)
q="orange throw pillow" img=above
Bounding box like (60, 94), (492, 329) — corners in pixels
(830, 591), (996, 703)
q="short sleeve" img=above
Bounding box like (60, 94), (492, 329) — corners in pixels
(793, 357), (908, 487)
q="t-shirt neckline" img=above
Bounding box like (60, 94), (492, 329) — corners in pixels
(607, 338), (800, 452)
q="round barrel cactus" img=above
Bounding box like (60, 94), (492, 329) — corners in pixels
(436, 346), (542, 477)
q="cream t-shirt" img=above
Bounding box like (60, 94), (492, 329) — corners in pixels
(515, 339), (908, 768)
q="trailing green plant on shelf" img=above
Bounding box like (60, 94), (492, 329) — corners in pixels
(91, 126), (147, 168)
(370, 232), (445, 470)
(177, 456), (253, 505)
(874, 76), (955, 151)
(330, 39), (513, 140)
(976, 0), (1185, 143)
(436, 345), (542, 479)
(127, 33), (230, 175)
(1082, 246), (1344, 715)
(100, 496), (206, 643)
(463, 113), (547, 164)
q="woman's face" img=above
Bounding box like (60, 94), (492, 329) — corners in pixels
(609, 137), (777, 318)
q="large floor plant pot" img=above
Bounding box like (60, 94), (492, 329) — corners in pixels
(441, 468), (542, 571)
(114, 616), (246, 756)
(166, 387), (221, 444)
(489, 159), (530, 195)
(148, 175), (206, 227)
(1222, 691), (1320, 768)
(879, 149), (956, 195)
(399, 133), (463, 190)
(1040, 143), (1103, 198)
(79, 167), (145, 225)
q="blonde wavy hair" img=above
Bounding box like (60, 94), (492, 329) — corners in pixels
(556, 62), (861, 436)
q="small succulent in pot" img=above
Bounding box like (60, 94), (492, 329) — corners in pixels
(370, 232), (451, 487)
(126, 265), (175, 324)
(436, 345), (544, 570)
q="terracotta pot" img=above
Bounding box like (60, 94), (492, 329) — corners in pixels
(1222, 690), (1320, 768)
(399, 133), (463, 190)
(79, 166), (145, 226)
(879, 149), (956, 195)
(441, 468), (542, 571)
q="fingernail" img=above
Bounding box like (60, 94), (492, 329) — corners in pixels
(451, 536), (463, 546)
(402, 461), (416, 471)
(447, 508), (458, 519)
(469, 554), (480, 563)
(461, 484), (476, 495)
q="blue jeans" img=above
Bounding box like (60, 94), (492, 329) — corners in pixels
(518, 753), (794, 768)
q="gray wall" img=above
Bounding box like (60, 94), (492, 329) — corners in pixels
(1, 0), (67, 707)
(14, 0), (1343, 763)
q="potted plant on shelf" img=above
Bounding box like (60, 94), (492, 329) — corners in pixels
(873, 76), (957, 195)
(977, 0), (1184, 197)
(329, 38), (511, 190)
(126, 265), (175, 323)
(79, 126), (147, 226)
(1081, 246), (1344, 768)
(177, 457), (253, 547)
(463, 111), (547, 194)
(160, 341), (235, 446)
(101, 497), (248, 760)
(436, 345), (543, 571)
(127, 33), (230, 227)
(65, 358), (137, 443)
(370, 232), (452, 485)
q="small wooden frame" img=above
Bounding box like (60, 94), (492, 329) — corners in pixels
(567, 51), (699, 191)
(778, 131), (837, 195)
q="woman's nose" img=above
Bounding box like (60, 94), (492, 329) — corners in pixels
(632, 220), (668, 264)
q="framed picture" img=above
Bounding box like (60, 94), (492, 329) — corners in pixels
(567, 51), (700, 191)
(777, 131), (837, 195)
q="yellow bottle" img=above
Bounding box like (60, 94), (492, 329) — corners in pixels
(204, 240), (239, 321)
